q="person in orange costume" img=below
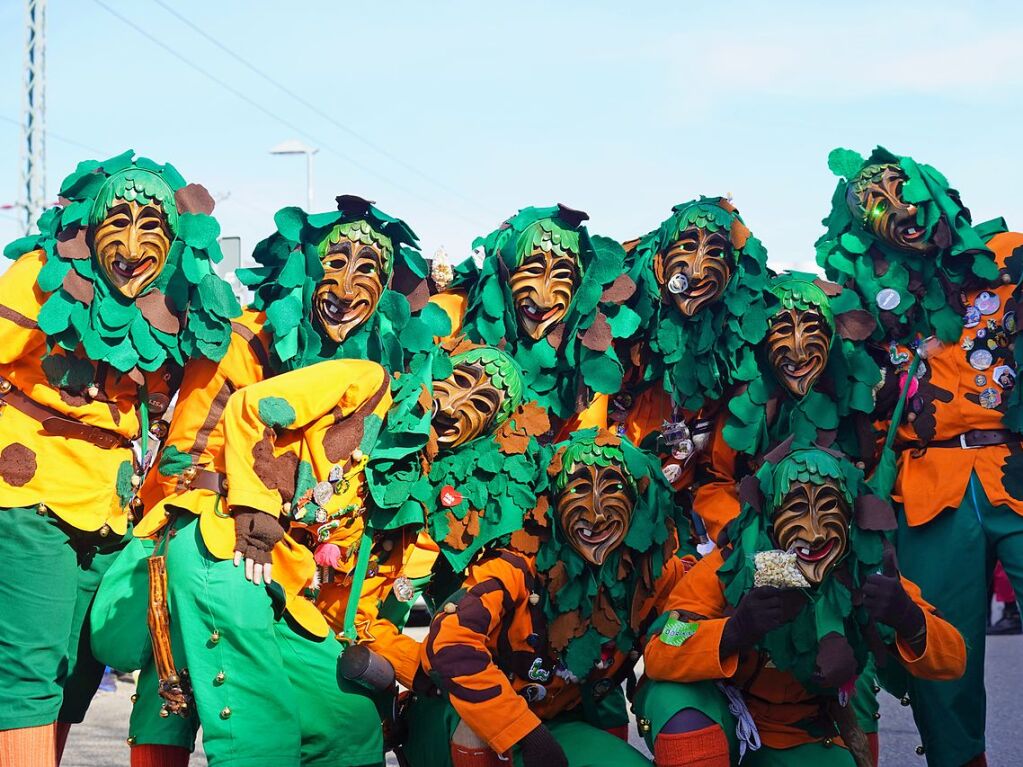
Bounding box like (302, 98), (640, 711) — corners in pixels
(639, 446), (965, 767)
(817, 146), (1023, 767)
(405, 428), (694, 767)
(0, 152), (240, 767)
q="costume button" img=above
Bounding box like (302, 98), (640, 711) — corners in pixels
(528, 593), (540, 605)
(215, 671), (226, 685)
(916, 746), (926, 755)
(824, 738), (833, 747)
(873, 712), (881, 720)
(872, 684), (881, 694)
(638, 718), (651, 734)
(88, 385), (99, 398)
(220, 707), (232, 719)
(126, 736), (136, 746)
(900, 695), (911, 706)
(210, 630), (221, 644)
(130, 693), (138, 704)
(352, 449), (364, 462)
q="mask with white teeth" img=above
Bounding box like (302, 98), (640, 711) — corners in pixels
(765, 277), (835, 398)
(654, 225), (733, 318)
(508, 229), (579, 340)
(847, 163), (934, 255)
(555, 460), (634, 567)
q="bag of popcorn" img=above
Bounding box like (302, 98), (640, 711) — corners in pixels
(753, 550), (810, 589)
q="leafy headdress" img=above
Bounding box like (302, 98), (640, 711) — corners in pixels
(717, 445), (897, 692)
(815, 146), (1007, 344)
(239, 195), (450, 374)
(3, 150), (240, 381)
(364, 340), (550, 572)
(626, 196), (774, 412)
(536, 428), (688, 681)
(723, 273), (881, 458)
(451, 205), (635, 421)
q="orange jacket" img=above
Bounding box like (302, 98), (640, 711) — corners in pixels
(0, 250), (174, 533)
(891, 232), (1023, 525)
(644, 549), (966, 749)
(421, 549), (691, 754)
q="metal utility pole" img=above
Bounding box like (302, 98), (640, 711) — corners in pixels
(21, 0), (46, 234)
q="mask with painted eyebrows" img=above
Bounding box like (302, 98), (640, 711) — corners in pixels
(773, 479), (851, 586)
(509, 244), (578, 340)
(556, 461), (634, 566)
(431, 361), (505, 449)
(93, 199), (172, 298)
(847, 163), (934, 254)
(653, 225), (732, 317)
(313, 223), (389, 342)
(767, 306), (833, 397)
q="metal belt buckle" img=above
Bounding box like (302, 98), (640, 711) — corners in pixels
(960, 433), (981, 450)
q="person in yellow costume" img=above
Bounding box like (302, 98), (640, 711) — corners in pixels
(0, 151), (240, 767)
(90, 195), (445, 767)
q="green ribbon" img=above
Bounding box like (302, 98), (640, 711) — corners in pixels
(340, 529), (374, 654)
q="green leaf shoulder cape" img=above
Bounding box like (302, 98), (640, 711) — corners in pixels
(450, 205), (634, 421)
(3, 150), (240, 379)
(815, 145), (1007, 345)
(238, 199), (450, 376)
(717, 445), (897, 693)
(723, 272), (882, 460)
(626, 196), (774, 412)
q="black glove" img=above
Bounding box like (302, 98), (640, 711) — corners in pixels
(518, 724), (568, 767)
(863, 549), (925, 639)
(813, 632), (858, 689)
(233, 509), (285, 585)
(721, 586), (806, 657)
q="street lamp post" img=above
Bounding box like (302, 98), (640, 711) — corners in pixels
(269, 139), (318, 211)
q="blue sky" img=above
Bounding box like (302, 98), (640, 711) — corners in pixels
(2, 1), (1022, 275)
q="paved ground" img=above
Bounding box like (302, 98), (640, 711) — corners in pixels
(65, 636), (1021, 766)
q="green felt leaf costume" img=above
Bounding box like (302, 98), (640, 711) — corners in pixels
(238, 198), (450, 375)
(626, 197), (774, 412)
(451, 205), (630, 421)
(723, 273), (882, 459)
(3, 150), (240, 376)
(815, 146), (1006, 345)
(365, 344), (549, 574)
(536, 428), (691, 681)
(717, 446), (896, 693)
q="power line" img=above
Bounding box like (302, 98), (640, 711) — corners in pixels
(89, 0), (487, 230)
(0, 114), (108, 155)
(150, 0), (498, 221)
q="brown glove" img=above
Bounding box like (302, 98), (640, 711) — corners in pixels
(232, 509), (285, 586)
(863, 549), (925, 643)
(517, 724), (568, 767)
(813, 632), (858, 689)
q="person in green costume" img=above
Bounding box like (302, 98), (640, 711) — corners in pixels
(817, 146), (1023, 767)
(406, 427), (693, 767)
(0, 151), (239, 766)
(639, 445), (966, 767)
(89, 195), (447, 767)
(432, 205), (632, 440)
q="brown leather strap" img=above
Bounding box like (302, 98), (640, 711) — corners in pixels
(926, 429), (1018, 449)
(0, 380), (131, 449)
(147, 554), (193, 718)
(178, 468), (227, 495)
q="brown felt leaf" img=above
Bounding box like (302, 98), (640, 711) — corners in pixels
(496, 428), (530, 455)
(443, 512), (471, 551)
(549, 609), (586, 651)
(621, 238), (641, 257)
(509, 529), (541, 555)
(546, 323), (566, 351)
(855, 495), (897, 531)
(835, 309), (877, 341)
(174, 184), (215, 216)
(737, 475), (762, 513)
(591, 588), (622, 637)
(136, 290), (181, 335)
(812, 278), (843, 298)
(601, 274), (636, 303)
(580, 312), (612, 352)
(417, 383), (433, 414)
(62, 270), (94, 305)
(548, 448), (564, 478)
(514, 402), (551, 437)
(56, 227), (90, 261)
(545, 560), (569, 596)
(525, 495), (550, 527)
(730, 218), (751, 250)
(594, 429), (621, 448)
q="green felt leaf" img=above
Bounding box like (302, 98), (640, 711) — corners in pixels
(158, 445), (193, 476)
(257, 396), (296, 429)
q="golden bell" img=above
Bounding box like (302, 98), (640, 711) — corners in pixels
(443, 603), (456, 614)
(215, 671), (226, 684)
(0, 379), (11, 393)
(87, 385), (100, 398)
(36, 503), (47, 515)
(528, 593), (540, 605)
(873, 712), (881, 720)
(159, 706), (170, 718)
(99, 524), (111, 537)
(130, 693), (138, 704)
(220, 707), (232, 719)
(916, 746), (926, 755)
(126, 736), (137, 746)
(824, 738), (833, 747)
(210, 630), (221, 644)
(900, 695), (911, 706)
(638, 718), (651, 734)
(352, 449), (364, 462)
(131, 474), (141, 488)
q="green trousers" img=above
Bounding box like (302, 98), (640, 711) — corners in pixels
(896, 472), (1023, 767)
(0, 506), (128, 730)
(633, 680), (855, 766)
(404, 692), (651, 767)
(121, 516), (383, 767)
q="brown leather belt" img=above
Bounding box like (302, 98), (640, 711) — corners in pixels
(0, 380), (131, 450)
(177, 467), (227, 495)
(927, 429), (1018, 450)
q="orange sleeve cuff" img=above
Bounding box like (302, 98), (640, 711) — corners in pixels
(644, 617), (738, 683)
(487, 705), (542, 756)
(896, 609), (967, 681)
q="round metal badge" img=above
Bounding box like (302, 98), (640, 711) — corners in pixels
(975, 291), (1001, 316)
(963, 306), (982, 328)
(980, 388), (1001, 409)
(876, 288), (901, 311)
(667, 272), (689, 295)
(975, 375), (987, 387)
(969, 348), (994, 370)
(392, 576), (415, 603)
(312, 481), (335, 507)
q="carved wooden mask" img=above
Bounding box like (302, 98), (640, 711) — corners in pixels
(653, 226), (732, 318)
(556, 462), (634, 566)
(431, 360), (505, 449)
(847, 164), (934, 254)
(508, 247), (578, 340)
(93, 200), (172, 298)
(313, 237), (387, 342)
(773, 479), (851, 586)
(766, 307), (833, 397)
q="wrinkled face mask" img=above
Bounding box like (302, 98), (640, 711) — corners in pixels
(848, 164), (934, 254)
(431, 361), (506, 449)
(556, 462), (634, 566)
(654, 226), (732, 318)
(773, 479), (851, 586)
(766, 307), (833, 397)
(508, 246), (578, 340)
(313, 236), (387, 342)
(93, 200), (172, 298)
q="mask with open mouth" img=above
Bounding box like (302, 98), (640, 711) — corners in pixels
(90, 168), (178, 299)
(431, 346), (524, 450)
(847, 164), (933, 255)
(508, 235), (578, 340)
(772, 479), (850, 586)
(767, 307), (833, 397)
(654, 226), (732, 318)
(313, 221), (391, 343)
(556, 461), (634, 567)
